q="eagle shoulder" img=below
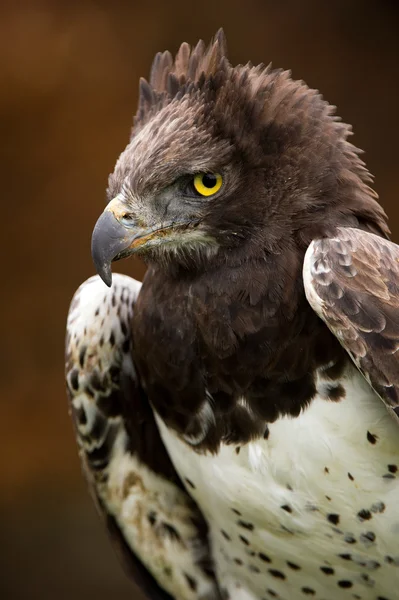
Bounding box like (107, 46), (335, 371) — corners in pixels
(303, 226), (399, 424)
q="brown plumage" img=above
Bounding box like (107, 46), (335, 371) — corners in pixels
(66, 30), (399, 600)
(305, 227), (399, 412)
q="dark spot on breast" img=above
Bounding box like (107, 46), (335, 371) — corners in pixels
(267, 591), (277, 598)
(161, 523), (181, 542)
(99, 335), (104, 347)
(327, 513), (340, 525)
(237, 520), (254, 530)
(324, 467), (329, 474)
(371, 501), (385, 513)
(360, 531), (376, 543)
(367, 431), (378, 444)
(221, 530), (231, 541)
(301, 588), (315, 595)
(388, 464), (398, 473)
(90, 371), (106, 392)
(258, 552), (271, 563)
(234, 558), (243, 565)
(147, 511), (157, 525)
(235, 446), (241, 454)
(85, 419), (118, 468)
(109, 366), (120, 384)
(249, 564), (260, 573)
(185, 477), (196, 489)
(232, 508), (242, 516)
(73, 405), (87, 425)
(338, 580), (353, 588)
(85, 450), (108, 472)
(163, 566), (172, 577)
(94, 308), (99, 317)
(344, 534), (356, 544)
(348, 472), (354, 481)
(239, 535), (249, 546)
(264, 426), (270, 439)
(122, 338), (130, 353)
(325, 495), (331, 501)
(79, 345), (87, 368)
(286, 561), (300, 570)
(357, 509), (372, 521)
(84, 385), (94, 398)
(69, 369), (79, 391)
(281, 504), (292, 513)
(361, 559), (380, 570)
(325, 383), (346, 401)
(89, 413), (107, 441)
(268, 569), (285, 580)
(120, 320), (128, 336)
(383, 473), (396, 479)
(332, 527), (343, 535)
(339, 553), (352, 560)
(109, 331), (115, 346)
(184, 573), (197, 592)
(320, 566), (334, 575)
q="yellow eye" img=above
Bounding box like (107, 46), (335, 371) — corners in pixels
(193, 173), (223, 196)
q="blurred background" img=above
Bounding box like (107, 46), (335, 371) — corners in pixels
(1, 0), (398, 598)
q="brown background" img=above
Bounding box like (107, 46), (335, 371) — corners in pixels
(1, 1), (398, 598)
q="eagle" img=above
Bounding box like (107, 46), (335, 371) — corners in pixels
(65, 30), (399, 600)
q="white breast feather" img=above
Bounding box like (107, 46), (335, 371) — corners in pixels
(156, 367), (399, 600)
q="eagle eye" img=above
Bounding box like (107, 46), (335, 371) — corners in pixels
(193, 173), (223, 197)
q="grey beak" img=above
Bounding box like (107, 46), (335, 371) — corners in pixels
(91, 210), (134, 287)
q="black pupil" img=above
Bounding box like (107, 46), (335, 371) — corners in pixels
(202, 173), (217, 188)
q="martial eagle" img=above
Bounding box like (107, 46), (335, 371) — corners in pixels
(65, 30), (399, 600)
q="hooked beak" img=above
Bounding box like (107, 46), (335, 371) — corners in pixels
(91, 196), (156, 286)
(91, 196), (196, 286)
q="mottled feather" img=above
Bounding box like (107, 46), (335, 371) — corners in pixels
(66, 275), (219, 600)
(304, 227), (399, 416)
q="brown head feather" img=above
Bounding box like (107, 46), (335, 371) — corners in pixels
(124, 29), (388, 250)
(133, 29), (230, 135)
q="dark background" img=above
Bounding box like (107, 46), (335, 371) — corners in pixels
(1, 1), (398, 598)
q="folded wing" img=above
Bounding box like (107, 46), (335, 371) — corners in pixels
(65, 274), (219, 600)
(303, 226), (399, 423)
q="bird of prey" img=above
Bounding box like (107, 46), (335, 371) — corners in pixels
(65, 30), (399, 600)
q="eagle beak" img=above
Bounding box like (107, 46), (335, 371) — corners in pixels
(91, 196), (148, 287)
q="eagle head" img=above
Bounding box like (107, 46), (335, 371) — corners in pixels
(92, 29), (388, 286)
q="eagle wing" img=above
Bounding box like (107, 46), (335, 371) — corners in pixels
(303, 226), (399, 421)
(65, 274), (219, 600)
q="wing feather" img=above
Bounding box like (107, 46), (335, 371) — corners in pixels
(303, 227), (399, 420)
(65, 275), (219, 600)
